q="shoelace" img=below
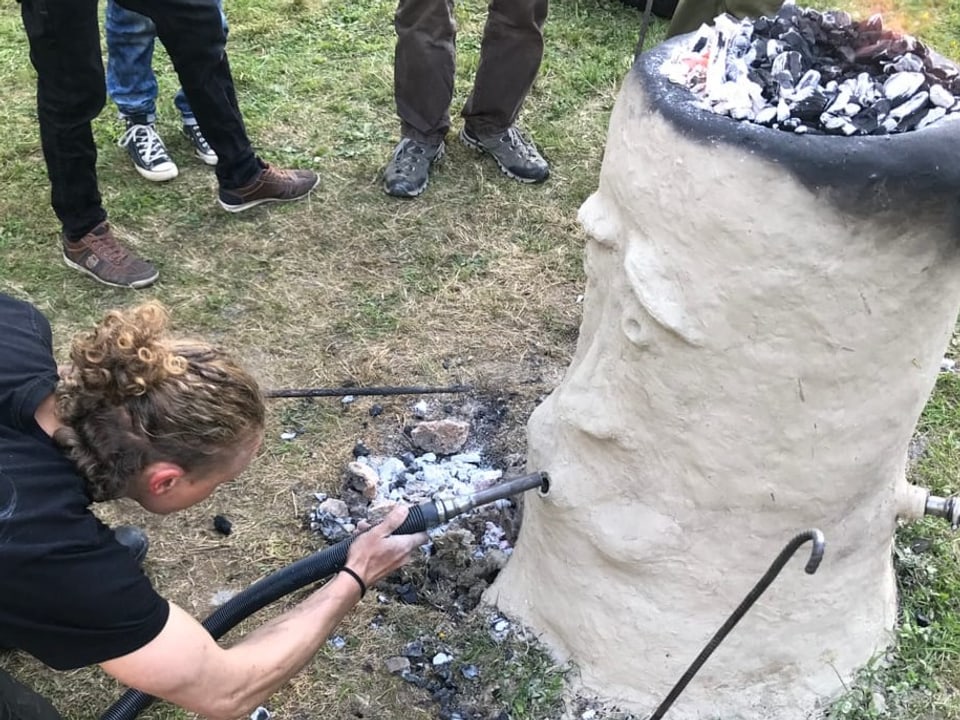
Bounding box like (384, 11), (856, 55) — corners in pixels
(395, 140), (434, 174)
(87, 232), (129, 265)
(118, 123), (169, 166)
(501, 127), (538, 160)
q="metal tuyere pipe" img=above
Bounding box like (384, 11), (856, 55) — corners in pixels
(433, 471), (550, 524)
(924, 493), (960, 529)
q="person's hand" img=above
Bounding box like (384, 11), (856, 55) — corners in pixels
(344, 505), (428, 588)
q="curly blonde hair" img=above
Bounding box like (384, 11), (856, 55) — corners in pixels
(54, 302), (265, 501)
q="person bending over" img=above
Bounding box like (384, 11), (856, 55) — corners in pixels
(0, 293), (426, 719)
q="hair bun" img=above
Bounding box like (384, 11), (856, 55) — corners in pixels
(68, 302), (188, 402)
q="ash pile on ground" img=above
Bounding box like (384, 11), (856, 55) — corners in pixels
(662, 1), (960, 135)
(306, 396), (526, 613)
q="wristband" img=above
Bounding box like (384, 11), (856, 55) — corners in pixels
(340, 566), (367, 599)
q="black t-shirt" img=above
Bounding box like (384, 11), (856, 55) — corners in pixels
(0, 293), (169, 670)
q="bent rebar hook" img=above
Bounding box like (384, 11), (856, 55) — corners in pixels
(649, 529), (826, 720)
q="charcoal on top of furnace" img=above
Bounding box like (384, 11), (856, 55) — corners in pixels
(661, 1), (960, 135)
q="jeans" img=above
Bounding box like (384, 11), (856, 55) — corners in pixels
(394, 0), (548, 143)
(105, 0), (229, 124)
(20, 0), (259, 239)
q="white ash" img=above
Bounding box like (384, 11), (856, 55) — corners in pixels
(307, 449), (513, 551)
(662, 2), (960, 135)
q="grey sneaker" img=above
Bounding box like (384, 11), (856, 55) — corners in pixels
(460, 125), (549, 183)
(182, 123), (218, 166)
(383, 137), (445, 198)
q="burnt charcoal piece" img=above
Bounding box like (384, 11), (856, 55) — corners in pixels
(213, 514), (233, 536)
(892, 53), (924, 73)
(661, 5), (960, 136)
(884, 72), (926, 103)
(849, 105), (882, 133)
(792, 91), (831, 122)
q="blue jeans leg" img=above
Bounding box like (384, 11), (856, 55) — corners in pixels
(105, 0), (159, 121)
(174, 0), (227, 124)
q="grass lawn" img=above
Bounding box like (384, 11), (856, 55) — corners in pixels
(1, 0), (959, 718)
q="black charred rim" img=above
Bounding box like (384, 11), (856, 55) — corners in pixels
(637, 35), (960, 212)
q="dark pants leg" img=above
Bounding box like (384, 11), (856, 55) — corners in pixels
(461, 0), (548, 136)
(114, 0), (259, 188)
(20, 0), (107, 240)
(394, 0), (456, 144)
(0, 669), (63, 720)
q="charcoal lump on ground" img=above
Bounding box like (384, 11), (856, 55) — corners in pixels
(662, 1), (960, 135)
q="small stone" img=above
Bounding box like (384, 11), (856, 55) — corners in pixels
(369, 403), (384, 417)
(411, 419), (471, 455)
(413, 400), (429, 418)
(941, 357), (956, 372)
(915, 611), (931, 627)
(581, 711), (597, 720)
(368, 498), (398, 523)
(385, 656), (411, 674)
(460, 664), (479, 680)
(328, 635), (347, 650)
(318, 498), (349, 518)
(911, 538), (933, 554)
(432, 652), (453, 666)
(280, 431), (297, 441)
(347, 461), (380, 500)
(341, 395), (355, 405)
(250, 707), (271, 720)
(213, 515), (233, 536)
(402, 640), (425, 658)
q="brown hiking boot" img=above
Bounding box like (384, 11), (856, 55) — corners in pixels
(218, 163), (320, 213)
(61, 222), (159, 289)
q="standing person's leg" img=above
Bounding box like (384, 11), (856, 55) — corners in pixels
(20, 0), (159, 288)
(173, 0), (226, 166)
(105, 0), (179, 182)
(382, 0), (456, 198)
(459, 0), (549, 183)
(115, 0), (318, 212)
(0, 668), (64, 720)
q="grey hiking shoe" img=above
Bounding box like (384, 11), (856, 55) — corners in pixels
(383, 137), (445, 198)
(62, 222), (159, 289)
(460, 125), (549, 183)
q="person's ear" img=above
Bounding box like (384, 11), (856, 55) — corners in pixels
(143, 462), (186, 496)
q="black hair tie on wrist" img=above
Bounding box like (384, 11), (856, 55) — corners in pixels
(340, 566), (367, 599)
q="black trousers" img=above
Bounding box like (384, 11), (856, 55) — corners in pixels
(19, 0), (260, 239)
(394, 0), (548, 143)
(0, 670), (62, 720)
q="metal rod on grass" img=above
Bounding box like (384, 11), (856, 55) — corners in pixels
(264, 384), (473, 399)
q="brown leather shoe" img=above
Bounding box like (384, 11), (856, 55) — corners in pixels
(61, 222), (159, 289)
(218, 163), (320, 213)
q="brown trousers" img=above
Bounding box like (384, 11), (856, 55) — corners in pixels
(666, 0), (784, 38)
(394, 0), (548, 143)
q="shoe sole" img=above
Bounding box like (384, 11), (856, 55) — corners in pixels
(134, 164), (179, 182)
(194, 150), (219, 166)
(62, 254), (159, 290)
(384, 144), (446, 198)
(218, 174), (321, 213)
(459, 130), (548, 184)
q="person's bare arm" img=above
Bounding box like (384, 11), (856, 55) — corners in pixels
(100, 506), (427, 720)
